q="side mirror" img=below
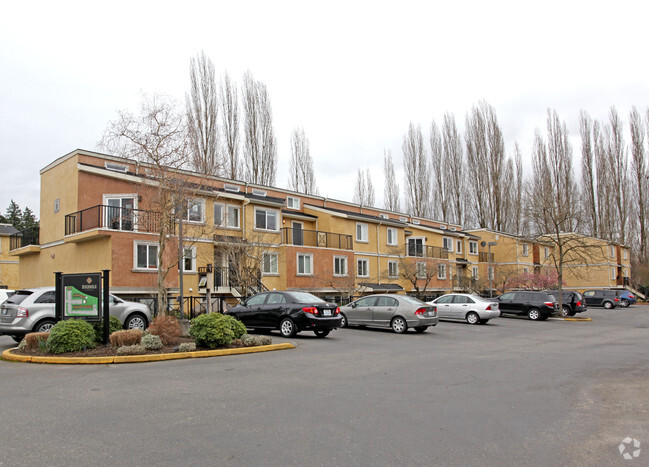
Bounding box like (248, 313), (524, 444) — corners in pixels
(350, 302), (357, 308)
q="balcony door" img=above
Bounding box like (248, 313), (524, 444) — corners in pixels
(408, 237), (423, 257)
(106, 197), (134, 231)
(292, 221), (303, 246)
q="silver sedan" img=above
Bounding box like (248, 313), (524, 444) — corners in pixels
(428, 293), (500, 325)
(339, 294), (438, 334)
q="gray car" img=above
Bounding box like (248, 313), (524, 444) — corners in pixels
(339, 294), (438, 333)
(0, 287), (151, 342)
(428, 293), (500, 324)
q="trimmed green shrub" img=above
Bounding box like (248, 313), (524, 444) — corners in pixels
(93, 316), (122, 343)
(116, 344), (146, 355)
(47, 319), (97, 354)
(141, 333), (163, 350)
(242, 334), (272, 347)
(189, 313), (246, 349)
(178, 342), (196, 352)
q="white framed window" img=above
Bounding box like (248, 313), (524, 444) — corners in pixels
(456, 240), (462, 254)
(227, 205), (240, 228)
(252, 188), (267, 197)
(623, 249), (628, 260)
(357, 258), (369, 277)
(182, 246), (196, 273)
(105, 161), (128, 173)
(297, 253), (313, 275)
(469, 241), (478, 255)
(134, 241), (158, 270)
(523, 267), (529, 274)
(104, 194), (136, 231)
(388, 261), (398, 278)
(611, 267), (616, 280)
(544, 247), (550, 259)
(214, 203), (225, 226)
(437, 263), (446, 279)
(522, 244), (529, 257)
(262, 252), (279, 275)
(180, 199), (205, 223)
(472, 266), (479, 279)
(417, 262), (426, 279)
(442, 237), (453, 252)
(379, 213), (389, 219)
(334, 256), (348, 276)
(255, 207), (279, 231)
(287, 196), (300, 209)
(214, 203), (241, 229)
(224, 184), (240, 192)
(387, 227), (397, 246)
(610, 245), (616, 257)
(356, 223), (369, 242)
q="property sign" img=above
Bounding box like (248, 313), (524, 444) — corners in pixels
(61, 273), (102, 321)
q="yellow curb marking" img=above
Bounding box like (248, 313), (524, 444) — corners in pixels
(1, 342), (295, 365)
(563, 317), (593, 322)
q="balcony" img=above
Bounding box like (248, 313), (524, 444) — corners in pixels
(281, 227), (353, 250)
(65, 204), (168, 237)
(10, 226), (40, 253)
(406, 244), (449, 259)
(479, 252), (495, 263)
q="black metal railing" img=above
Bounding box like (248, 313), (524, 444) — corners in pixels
(406, 244), (449, 259)
(281, 227), (353, 250)
(10, 226), (40, 250)
(65, 204), (168, 236)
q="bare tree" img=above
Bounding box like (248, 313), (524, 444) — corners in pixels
(605, 107), (629, 244)
(402, 122), (432, 217)
(594, 120), (615, 239)
(220, 71), (240, 179)
(397, 257), (442, 298)
(383, 149), (400, 212)
(288, 127), (319, 195)
(186, 51), (220, 176)
(629, 107), (647, 259)
(99, 94), (191, 314)
(430, 119), (448, 221)
(580, 110), (598, 237)
(242, 71), (277, 185)
(352, 168), (375, 206)
(442, 113), (465, 225)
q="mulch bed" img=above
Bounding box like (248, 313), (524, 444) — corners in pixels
(10, 337), (246, 358)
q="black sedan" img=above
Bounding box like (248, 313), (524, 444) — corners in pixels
(226, 291), (342, 338)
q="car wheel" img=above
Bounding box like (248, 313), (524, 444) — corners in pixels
(561, 306), (572, 317)
(11, 336), (23, 344)
(527, 308), (541, 320)
(479, 319), (490, 325)
(124, 313), (148, 330)
(603, 301), (613, 309)
(314, 329), (330, 338)
(339, 313), (348, 328)
(279, 318), (297, 338)
(414, 326), (428, 333)
(466, 312), (480, 325)
(620, 299), (630, 307)
(33, 319), (56, 333)
(391, 316), (408, 334)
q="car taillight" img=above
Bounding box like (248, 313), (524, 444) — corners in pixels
(302, 306), (319, 315)
(576, 301), (582, 306)
(614, 297), (619, 302)
(16, 307), (28, 317)
(335, 307), (340, 315)
(629, 294), (635, 299)
(414, 308), (427, 315)
(544, 302), (554, 307)
(486, 304), (491, 310)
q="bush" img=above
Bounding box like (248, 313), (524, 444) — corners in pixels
(109, 329), (143, 347)
(47, 319), (97, 354)
(147, 315), (181, 345)
(177, 342), (196, 352)
(116, 344), (146, 356)
(25, 332), (50, 350)
(141, 333), (163, 350)
(189, 313), (246, 349)
(92, 317), (122, 343)
(242, 334), (272, 347)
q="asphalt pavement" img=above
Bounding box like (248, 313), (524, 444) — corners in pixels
(1, 306), (648, 466)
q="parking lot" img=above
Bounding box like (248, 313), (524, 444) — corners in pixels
(1, 306), (648, 465)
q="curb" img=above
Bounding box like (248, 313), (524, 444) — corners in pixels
(1, 342), (295, 364)
(563, 317), (592, 322)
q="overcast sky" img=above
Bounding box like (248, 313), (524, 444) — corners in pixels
(2, 0), (649, 219)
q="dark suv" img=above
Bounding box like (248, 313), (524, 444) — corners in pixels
(582, 290), (619, 309)
(546, 290), (587, 317)
(497, 291), (559, 320)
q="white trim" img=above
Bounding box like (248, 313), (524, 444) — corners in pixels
(356, 258), (369, 277)
(437, 263), (447, 279)
(387, 227), (398, 246)
(254, 206), (280, 231)
(134, 240), (159, 271)
(287, 196), (301, 209)
(356, 222), (369, 243)
(296, 252), (313, 276)
(333, 255), (348, 277)
(388, 260), (398, 278)
(262, 251), (279, 275)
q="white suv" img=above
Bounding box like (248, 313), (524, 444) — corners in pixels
(0, 287), (151, 343)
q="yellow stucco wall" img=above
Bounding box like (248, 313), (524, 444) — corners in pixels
(40, 154), (79, 244)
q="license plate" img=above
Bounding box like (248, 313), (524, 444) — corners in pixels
(323, 310), (332, 316)
(425, 311), (434, 317)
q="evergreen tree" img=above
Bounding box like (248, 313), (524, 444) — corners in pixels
(5, 200), (22, 228)
(21, 207), (38, 230)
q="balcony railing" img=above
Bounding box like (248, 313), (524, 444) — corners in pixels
(65, 204), (168, 236)
(406, 244), (449, 259)
(479, 252), (495, 263)
(281, 227), (353, 250)
(10, 226), (40, 250)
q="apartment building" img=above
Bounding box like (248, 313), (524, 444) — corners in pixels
(0, 223), (20, 289)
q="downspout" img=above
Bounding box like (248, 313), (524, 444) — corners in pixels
(376, 222), (382, 285)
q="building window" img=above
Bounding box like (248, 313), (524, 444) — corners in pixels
(388, 261), (398, 278)
(214, 203), (241, 229)
(623, 249), (628, 260)
(611, 267), (616, 280)
(135, 242), (158, 270)
(334, 256), (348, 276)
(523, 267), (529, 274)
(255, 208), (279, 231)
(297, 253), (313, 275)
(456, 240), (462, 254)
(417, 262), (426, 279)
(544, 247), (550, 259)
(472, 266), (479, 279)
(469, 241), (478, 255)
(522, 244), (529, 257)
(442, 237), (453, 252)
(262, 252), (279, 275)
(387, 227), (397, 246)
(287, 196), (300, 209)
(356, 223), (369, 242)
(437, 264), (446, 279)
(105, 195), (136, 231)
(227, 205), (240, 228)
(182, 246), (196, 273)
(181, 199), (204, 223)
(357, 258), (369, 277)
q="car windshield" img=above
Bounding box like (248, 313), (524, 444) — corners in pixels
(4, 290), (32, 305)
(401, 296), (425, 305)
(289, 292), (326, 304)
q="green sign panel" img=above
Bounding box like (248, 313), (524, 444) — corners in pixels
(61, 273), (102, 321)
